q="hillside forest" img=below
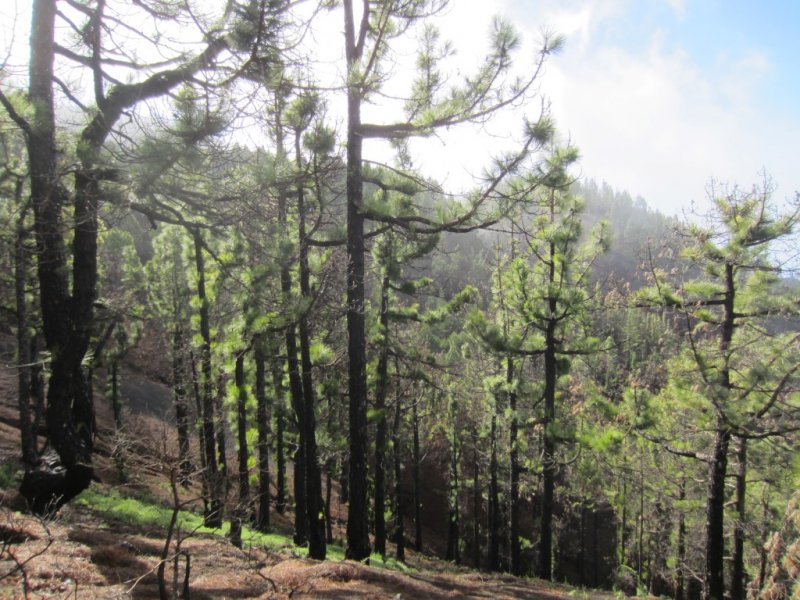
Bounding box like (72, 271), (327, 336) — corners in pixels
(1, 2), (799, 600)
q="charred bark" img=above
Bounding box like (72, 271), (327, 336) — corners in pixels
(255, 343), (271, 531)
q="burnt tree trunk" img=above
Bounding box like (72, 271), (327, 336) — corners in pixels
(295, 131), (326, 560)
(538, 277), (558, 581)
(19, 0), (226, 515)
(392, 388), (405, 562)
(704, 262), (736, 600)
(676, 478), (687, 600)
(472, 430), (481, 570)
(255, 343), (271, 531)
(446, 421), (461, 565)
(343, 0), (371, 561)
(508, 357), (522, 575)
(15, 175), (37, 469)
(373, 273), (391, 558)
(413, 393), (423, 552)
(191, 351), (210, 515)
(730, 436), (748, 600)
(193, 233), (221, 528)
(271, 356), (287, 515)
(20, 0), (96, 511)
(488, 410), (500, 572)
(235, 353), (251, 524)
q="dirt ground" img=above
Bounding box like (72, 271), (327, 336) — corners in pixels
(0, 502), (615, 599)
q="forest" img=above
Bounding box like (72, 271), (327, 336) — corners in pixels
(0, 1), (798, 600)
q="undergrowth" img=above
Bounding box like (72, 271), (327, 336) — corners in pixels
(76, 484), (413, 572)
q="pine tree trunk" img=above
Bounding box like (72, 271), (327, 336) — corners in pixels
(21, 0), (96, 510)
(15, 175), (37, 468)
(111, 360), (122, 431)
(413, 394), (423, 552)
(704, 424), (731, 600)
(704, 263), (736, 600)
(255, 344), (271, 531)
(373, 274), (391, 558)
(272, 358), (287, 515)
(731, 436), (748, 600)
(325, 466), (334, 543)
(343, 0), (371, 561)
(676, 478), (686, 600)
(446, 424), (461, 564)
(756, 492), (769, 590)
(508, 357), (522, 575)
(393, 391), (405, 562)
(193, 233), (221, 528)
(295, 135), (326, 559)
(215, 376), (229, 492)
(539, 318), (557, 580)
(190, 351), (210, 515)
(235, 353), (250, 524)
(473, 433), (481, 570)
(488, 411), (500, 572)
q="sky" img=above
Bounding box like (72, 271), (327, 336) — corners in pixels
(494, 0), (800, 214)
(2, 0), (798, 216)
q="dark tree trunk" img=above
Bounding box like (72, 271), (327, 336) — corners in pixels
(620, 456), (628, 566)
(446, 423), (460, 564)
(538, 311), (557, 580)
(638, 446), (645, 582)
(285, 298), (306, 546)
(488, 411), (500, 572)
(325, 465), (334, 543)
(272, 358), (287, 515)
(110, 360), (122, 431)
(30, 336), (45, 441)
(676, 478), (686, 600)
(472, 432), (481, 570)
(508, 357), (522, 575)
(392, 389), (405, 562)
(21, 0), (96, 511)
(730, 436), (747, 600)
(704, 263), (736, 600)
(172, 327), (191, 486)
(295, 132), (326, 560)
(704, 424), (731, 600)
(235, 353), (251, 524)
(413, 394), (423, 552)
(340, 448), (349, 504)
(21, 0), (225, 514)
(15, 176), (37, 469)
(276, 123), (307, 545)
(757, 491), (770, 590)
(255, 343), (271, 531)
(215, 376), (229, 489)
(373, 274), (391, 558)
(193, 233), (221, 528)
(343, 0), (371, 562)
(191, 351), (210, 515)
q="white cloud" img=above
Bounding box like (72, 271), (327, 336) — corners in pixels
(665, 0), (687, 19)
(532, 11), (796, 215)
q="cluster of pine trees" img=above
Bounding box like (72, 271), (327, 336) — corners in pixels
(0, 2), (798, 600)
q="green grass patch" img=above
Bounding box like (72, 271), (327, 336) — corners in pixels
(369, 553), (415, 573)
(76, 485), (415, 573)
(77, 486), (292, 548)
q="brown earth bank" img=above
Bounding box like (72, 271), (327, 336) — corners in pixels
(0, 501), (617, 599)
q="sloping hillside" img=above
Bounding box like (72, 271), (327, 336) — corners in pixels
(0, 349), (618, 599)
